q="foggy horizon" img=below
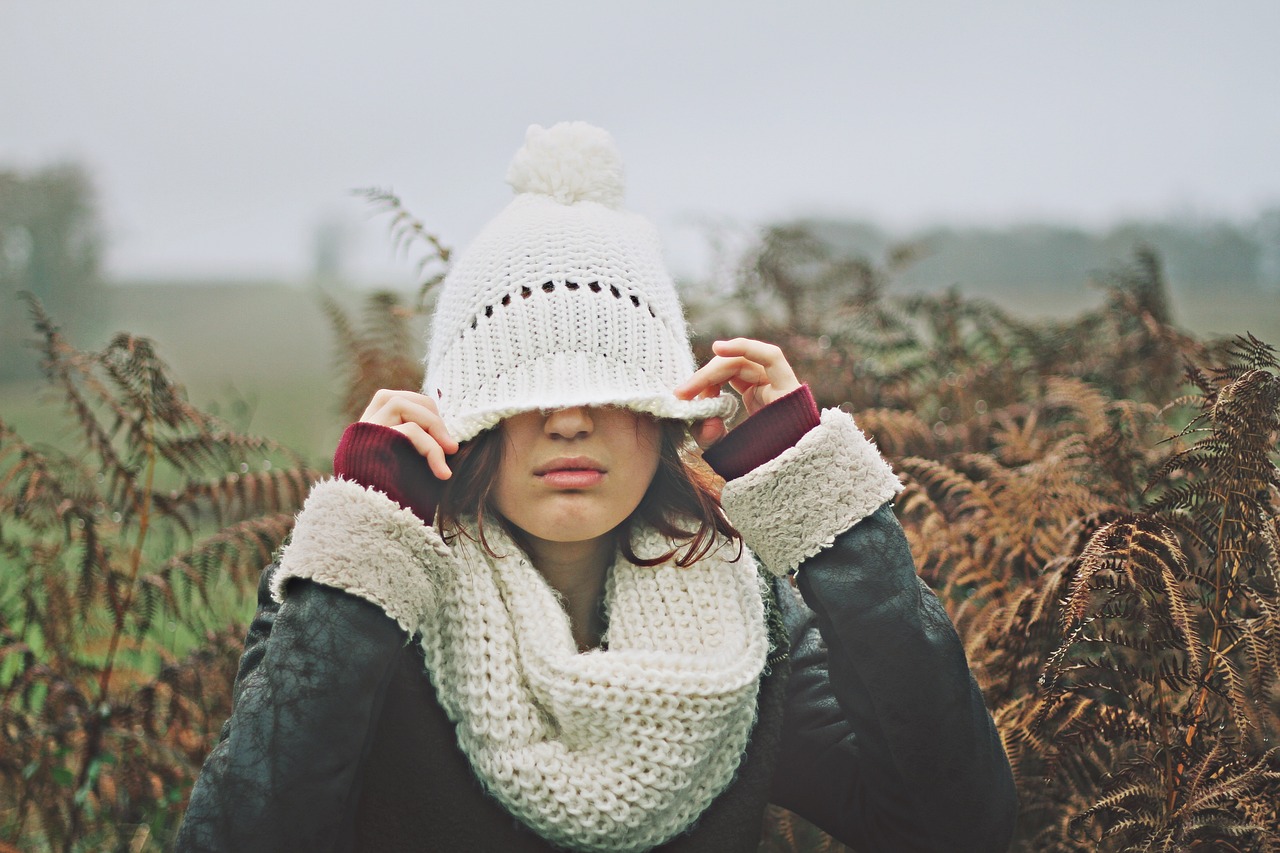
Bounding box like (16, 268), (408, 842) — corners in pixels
(4, 2), (1278, 284)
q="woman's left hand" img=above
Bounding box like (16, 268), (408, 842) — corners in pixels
(674, 338), (802, 449)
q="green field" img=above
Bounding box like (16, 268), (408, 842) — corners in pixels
(2, 269), (1276, 852)
(3, 281), (353, 463)
(2, 277), (1274, 463)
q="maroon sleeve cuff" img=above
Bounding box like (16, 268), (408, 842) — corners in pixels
(333, 422), (441, 525)
(702, 385), (821, 482)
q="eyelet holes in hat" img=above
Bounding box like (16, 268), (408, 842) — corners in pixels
(462, 279), (658, 338)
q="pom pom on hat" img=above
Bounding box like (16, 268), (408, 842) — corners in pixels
(505, 122), (626, 208)
(426, 121), (737, 442)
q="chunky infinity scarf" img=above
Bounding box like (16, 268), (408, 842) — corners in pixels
(419, 524), (768, 852)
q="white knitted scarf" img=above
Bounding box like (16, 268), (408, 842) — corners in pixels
(419, 524), (768, 852)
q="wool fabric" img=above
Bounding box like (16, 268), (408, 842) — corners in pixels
(423, 122), (736, 442)
(417, 522), (768, 852)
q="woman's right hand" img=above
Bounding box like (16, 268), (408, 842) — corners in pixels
(359, 389), (459, 480)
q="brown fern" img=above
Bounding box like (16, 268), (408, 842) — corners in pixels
(0, 298), (321, 850)
(323, 290), (428, 422)
(1033, 336), (1280, 851)
(353, 186), (451, 310)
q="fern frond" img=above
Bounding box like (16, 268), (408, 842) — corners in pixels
(323, 289), (426, 422)
(159, 467), (317, 528)
(159, 513), (295, 606)
(353, 187), (452, 308)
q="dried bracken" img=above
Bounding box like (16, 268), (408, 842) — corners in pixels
(4, 210), (1277, 850)
(0, 298), (320, 850)
(703, 226), (1277, 850)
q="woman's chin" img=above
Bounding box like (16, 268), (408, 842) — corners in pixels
(510, 502), (630, 547)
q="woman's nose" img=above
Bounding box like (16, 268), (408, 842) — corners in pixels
(544, 406), (593, 439)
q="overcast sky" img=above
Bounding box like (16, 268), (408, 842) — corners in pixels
(3, 2), (1278, 284)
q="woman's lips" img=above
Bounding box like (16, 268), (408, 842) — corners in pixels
(535, 457), (606, 489)
(538, 469), (605, 489)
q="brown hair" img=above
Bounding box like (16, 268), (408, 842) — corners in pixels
(434, 417), (740, 567)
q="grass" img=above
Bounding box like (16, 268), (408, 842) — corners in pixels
(2, 260), (1276, 851)
(3, 280), (355, 464)
(897, 278), (1279, 345)
(5, 277), (1271, 466)
(9, 275), (1261, 693)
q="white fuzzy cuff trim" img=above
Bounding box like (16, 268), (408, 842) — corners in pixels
(272, 477), (451, 635)
(720, 408), (902, 576)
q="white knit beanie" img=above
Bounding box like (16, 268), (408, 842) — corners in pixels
(423, 122), (737, 443)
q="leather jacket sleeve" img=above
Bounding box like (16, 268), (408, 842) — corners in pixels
(174, 563), (407, 853)
(771, 503), (1018, 853)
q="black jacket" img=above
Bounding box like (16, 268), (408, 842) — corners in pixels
(175, 503), (1016, 852)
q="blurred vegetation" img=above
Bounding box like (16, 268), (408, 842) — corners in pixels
(1, 165), (104, 382)
(700, 226), (1279, 850)
(777, 209), (1280, 300)
(1, 205), (1278, 849)
(0, 298), (320, 850)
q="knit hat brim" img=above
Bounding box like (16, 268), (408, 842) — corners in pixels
(440, 349), (738, 442)
(425, 123), (738, 445)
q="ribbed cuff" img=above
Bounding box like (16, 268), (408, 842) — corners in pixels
(703, 385), (820, 481)
(333, 422), (441, 525)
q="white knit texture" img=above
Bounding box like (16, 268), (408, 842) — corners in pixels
(423, 526), (767, 852)
(271, 477), (448, 633)
(270, 478), (769, 852)
(506, 122), (626, 207)
(424, 122), (737, 442)
(721, 408), (903, 575)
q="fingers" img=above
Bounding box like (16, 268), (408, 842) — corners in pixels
(360, 389), (459, 452)
(710, 338), (800, 395)
(360, 389), (458, 478)
(392, 422), (454, 480)
(676, 358), (768, 400)
(675, 339), (801, 416)
(691, 417), (727, 451)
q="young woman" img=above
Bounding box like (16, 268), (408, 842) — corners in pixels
(176, 123), (1016, 852)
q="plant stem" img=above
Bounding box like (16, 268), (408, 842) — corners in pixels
(1175, 492), (1240, 790)
(97, 408), (156, 702)
(72, 408), (156, 838)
